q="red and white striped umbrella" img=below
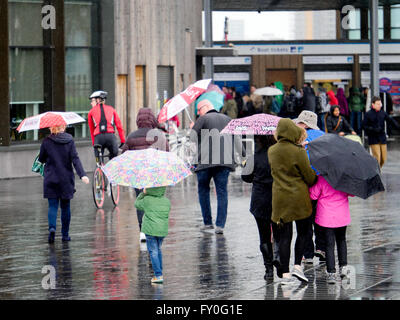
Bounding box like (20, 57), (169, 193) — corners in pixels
(17, 111), (86, 133)
(158, 79), (212, 123)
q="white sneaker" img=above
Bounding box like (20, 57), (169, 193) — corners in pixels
(140, 232), (146, 242)
(276, 273), (297, 285)
(292, 265), (308, 283)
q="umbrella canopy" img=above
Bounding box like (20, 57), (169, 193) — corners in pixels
(195, 91), (225, 112)
(17, 111), (85, 132)
(221, 113), (281, 135)
(308, 133), (385, 199)
(158, 79), (212, 123)
(101, 148), (192, 189)
(254, 87), (283, 96)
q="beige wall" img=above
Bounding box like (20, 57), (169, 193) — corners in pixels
(114, 0), (203, 133)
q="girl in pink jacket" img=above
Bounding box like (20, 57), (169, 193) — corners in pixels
(309, 175), (353, 284)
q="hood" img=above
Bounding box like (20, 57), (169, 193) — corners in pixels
(276, 118), (302, 144)
(145, 186), (166, 197)
(136, 108), (158, 129)
(48, 132), (73, 144)
(337, 87), (346, 98)
(327, 90), (336, 99)
(351, 87), (360, 96)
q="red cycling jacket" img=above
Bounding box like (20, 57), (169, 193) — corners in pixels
(88, 104), (126, 145)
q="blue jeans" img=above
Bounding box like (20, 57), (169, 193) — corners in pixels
(146, 235), (164, 277)
(48, 198), (71, 237)
(350, 111), (362, 135)
(196, 166), (231, 228)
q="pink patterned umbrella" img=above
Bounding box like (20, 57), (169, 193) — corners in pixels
(158, 79), (212, 123)
(221, 114), (281, 135)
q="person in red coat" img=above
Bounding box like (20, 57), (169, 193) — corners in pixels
(327, 90), (338, 106)
(88, 91), (126, 159)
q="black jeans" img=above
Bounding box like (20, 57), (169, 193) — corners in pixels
(324, 226), (347, 273)
(135, 188), (145, 231)
(94, 133), (119, 160)
(275, 217), (311, 274)
(254, 217), (274, 269)
(304, 200), (326, 258)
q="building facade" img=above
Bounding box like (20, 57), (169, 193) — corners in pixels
(0, 0), (202, 179)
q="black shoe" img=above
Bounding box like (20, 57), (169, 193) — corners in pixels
(62, 236), (71, 242)
(264, 267), (274, 280)
(48, 229), (55, 244)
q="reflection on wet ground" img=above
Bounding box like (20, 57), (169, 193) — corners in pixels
(1, 141), (400, 300)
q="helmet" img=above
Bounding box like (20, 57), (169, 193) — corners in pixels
(89, 91), (108, 100)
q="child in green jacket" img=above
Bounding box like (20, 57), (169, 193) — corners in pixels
(135, 187), (171, 284)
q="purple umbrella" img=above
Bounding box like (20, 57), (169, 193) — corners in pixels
(221, 114), (281, 135)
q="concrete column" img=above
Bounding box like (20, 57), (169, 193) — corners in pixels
(203, 0), (213, 80)
(370, 0), (380, 97)
(0, 0), (10, 146)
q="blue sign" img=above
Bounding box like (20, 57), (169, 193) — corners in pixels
(380, 77), (392, 93)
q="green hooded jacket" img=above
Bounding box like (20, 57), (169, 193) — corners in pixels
(135, 187), (171, 237)
(348, 87), (365, 112)
(268, 118), (317, 224)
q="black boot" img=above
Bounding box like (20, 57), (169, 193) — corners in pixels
(260, 243), (273, 279)
(272, 240), (282, 278)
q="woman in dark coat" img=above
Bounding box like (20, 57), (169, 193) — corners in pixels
(324, 105), (357, 136)
(241, 135), (277, 280)
(122, 108), (169, 242)
(38, 125), (89, 243)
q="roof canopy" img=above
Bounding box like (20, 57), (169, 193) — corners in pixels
(211, 0), (400, 11)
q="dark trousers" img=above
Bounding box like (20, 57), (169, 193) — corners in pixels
(304, 200), (326, 258)
(254, 217), (276, 269)
(135, 188), (145, 231)
(94, 133), (119, 160)
(324, 226), (347, 273)
(275, 217), (311, 274)
(196, 167), (230, 228)
(48, 198), (71, 237)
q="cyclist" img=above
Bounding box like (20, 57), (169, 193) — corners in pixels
(88, 90), (126, 160)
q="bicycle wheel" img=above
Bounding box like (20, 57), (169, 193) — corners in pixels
(92, 168), (105, 208)
(110, 183), (120, 207)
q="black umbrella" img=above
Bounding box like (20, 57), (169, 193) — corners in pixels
(307, 134), (385, 199)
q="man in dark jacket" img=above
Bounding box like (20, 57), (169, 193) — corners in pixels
(122, 108), (169, 242)
(39, 125), (89, 243)
(190, 99), (243, 234)
(362, 96), (400, 168)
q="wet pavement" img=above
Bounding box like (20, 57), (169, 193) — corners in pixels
(1, 141), (400, 300)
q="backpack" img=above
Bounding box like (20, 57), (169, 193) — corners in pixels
(286, 96), (296, 113)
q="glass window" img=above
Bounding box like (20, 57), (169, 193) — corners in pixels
(392, 28), (400, 39)
(347, 8), (361, 40)
(368, 7), (384, 40)
(391, 5), (400, 27)
(8, 0), (43, 46)
(65, 1), (99, 138)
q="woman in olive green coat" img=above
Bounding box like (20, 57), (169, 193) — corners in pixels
(268, 118), (317, 284)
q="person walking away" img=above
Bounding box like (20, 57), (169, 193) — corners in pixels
(268, 119), (317, 284)
(336, 88), (350, 121)
(88, 90), (126, 160)
(325, 105), (357, 136)
(316, 87), (329, 131)
(231, 87), (245, 118)
(301, 83), (316, 113)
(221, 93), (238, 119)
(362, 96), (400, 168)
(246, 94), (263, 116)
(39, 125), (90, 243)
(190, 99), (243, 234)
(122, 108), (169, 242)
(348, 87), (365, 136)
(309, 175), (353, 284)
(294, 111), (326, 264)
(241, 135), (277, 280)
(135, 187), (171, 284)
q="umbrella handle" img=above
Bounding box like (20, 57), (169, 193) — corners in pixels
(184, 108), (193, 123)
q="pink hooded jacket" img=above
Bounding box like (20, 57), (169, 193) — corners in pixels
(309, 176), (352, 228)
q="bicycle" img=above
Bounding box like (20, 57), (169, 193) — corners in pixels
(92, 144), (120, 208)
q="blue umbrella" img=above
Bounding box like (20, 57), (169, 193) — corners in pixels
(195, 91), (225, 114)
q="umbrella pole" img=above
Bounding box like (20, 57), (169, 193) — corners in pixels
(184, 108), (193, 123)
